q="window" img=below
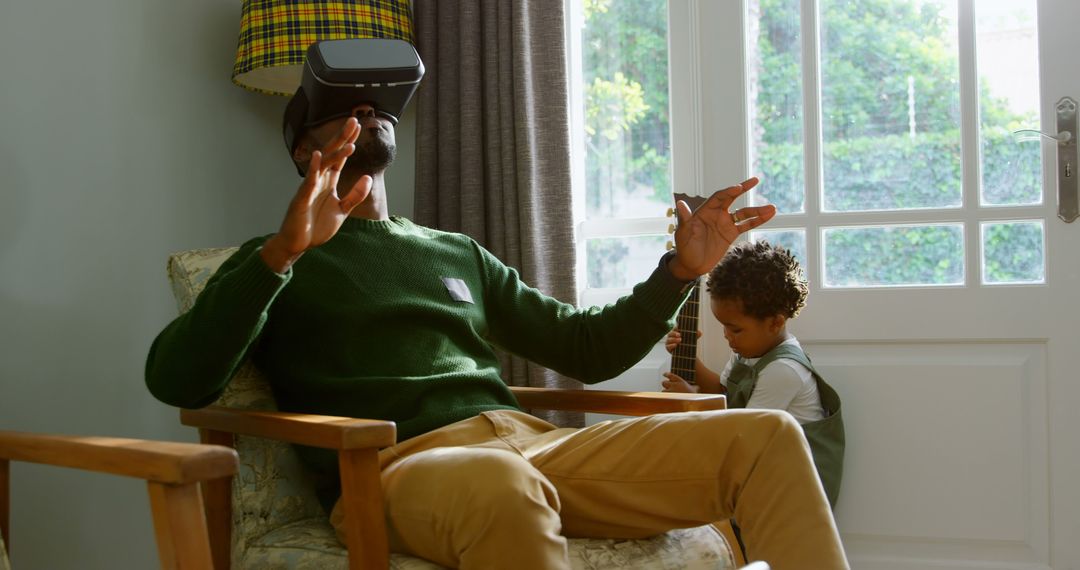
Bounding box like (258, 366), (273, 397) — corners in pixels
(568, 0), (676, 306)
(568, 0), (1046, 303)
(746, 0), (1045, 288)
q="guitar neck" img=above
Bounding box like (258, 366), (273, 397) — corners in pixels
(670, 281), (700, 384)
(667, 192), (707, 385)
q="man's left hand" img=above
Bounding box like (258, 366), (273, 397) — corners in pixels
(668, 177), (776, 281)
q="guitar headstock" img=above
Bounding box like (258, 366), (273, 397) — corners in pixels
(673, 192), (709, 212)
(666, 193), (710, 249)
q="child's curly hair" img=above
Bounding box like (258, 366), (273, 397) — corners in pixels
(706, 240), (808, 319)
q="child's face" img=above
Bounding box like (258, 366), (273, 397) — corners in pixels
(710, 297), (786, 358)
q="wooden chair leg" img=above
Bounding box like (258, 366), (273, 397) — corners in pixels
(338, 448), (388, 570)
(147, 481), (214, 570)
(199, 430), (233, 570)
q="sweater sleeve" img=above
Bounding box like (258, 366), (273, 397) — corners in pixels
(481, 246), (693, 384)
(145, 237), (290, 408)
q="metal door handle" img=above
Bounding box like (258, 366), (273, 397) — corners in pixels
(1056, 96), (1078, 223)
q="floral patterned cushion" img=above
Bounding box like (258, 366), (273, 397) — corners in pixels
(239, 517), (733, 570)
(0, 534), (10, 570)
(167, 247), (734, 570)
(169, 248), (327, 566)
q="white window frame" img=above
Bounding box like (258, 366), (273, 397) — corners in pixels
(566, 0), (752, 309)
(568, 0), (1050, 305)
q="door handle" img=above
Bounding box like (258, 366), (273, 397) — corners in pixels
(1056, 96), (1078, 222)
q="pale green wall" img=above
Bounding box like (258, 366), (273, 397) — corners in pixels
(0, 1), (415, 567)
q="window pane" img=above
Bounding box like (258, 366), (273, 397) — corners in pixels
(981, 220), (1045, 284)
(823, 224), (964, 287)
(750, 229), (808, 276)
(748, 0), (805, 214)
(976, 0), (1042, 206)
(582, 0), (672, 219)
(586, 235), (667, 288)
(819, 0), (962, 212)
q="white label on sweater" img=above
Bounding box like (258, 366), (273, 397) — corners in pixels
(441, 277), (475, 304)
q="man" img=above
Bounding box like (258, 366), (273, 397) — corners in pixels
(145, 102), (848, 569)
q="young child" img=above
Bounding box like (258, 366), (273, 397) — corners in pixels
(661, 240), (845, 507)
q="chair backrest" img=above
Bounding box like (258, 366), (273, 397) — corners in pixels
(168, 247), (328, 560)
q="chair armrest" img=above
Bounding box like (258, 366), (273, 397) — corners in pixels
(180, 407), (395, 570)
(0, 431), (238, 485)
(180, 406), (397, 450)
(509, 386), (726, 416)
(179, 407), (397, 570)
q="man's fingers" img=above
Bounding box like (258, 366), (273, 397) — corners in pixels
(728, 176), (760, 196)
(339, 175), (373, 213)
(735, 213), (775, 232)
(325, 117), (360, 153)
(734, 204), (777, 231)
(324, 143), (355, 173)
(675, 199), (693, 225)
(295, 151), (323, 206)
(701, 176), (761, 211)
(326, 167), (345, 200)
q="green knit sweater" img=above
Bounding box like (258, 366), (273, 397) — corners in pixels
(146, 217), (691, 474)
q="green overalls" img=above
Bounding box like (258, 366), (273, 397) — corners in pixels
(726, 343), (845, 508)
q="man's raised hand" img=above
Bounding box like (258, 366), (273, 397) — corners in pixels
(260, 118), (373, 273)
(668, 177), (776, 281)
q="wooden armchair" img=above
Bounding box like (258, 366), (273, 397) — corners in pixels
(166, 247), (747, 569)
(181, 388), (730, 569)
(0, 430), (238, 569)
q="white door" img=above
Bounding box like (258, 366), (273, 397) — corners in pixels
(690, 1), (1079, 568)
(568, 1), (1077, 566)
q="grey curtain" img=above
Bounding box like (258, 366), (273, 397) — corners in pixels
(412, 0), (582, 427)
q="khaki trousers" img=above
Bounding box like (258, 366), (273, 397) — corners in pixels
(331, 408), (848, 570)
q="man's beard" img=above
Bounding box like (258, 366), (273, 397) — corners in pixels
(344, 136), (396, 175)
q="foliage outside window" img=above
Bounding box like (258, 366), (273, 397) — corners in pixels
(576, 0), (1045, 292)
(747, 0), (1044, 288)
(580, 0), (673, 290)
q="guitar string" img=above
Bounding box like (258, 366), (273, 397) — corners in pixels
(671, 284), (700, 379)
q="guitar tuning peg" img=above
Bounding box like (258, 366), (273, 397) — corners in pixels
(667, 223), (676, 234)
(665, 240), (674, 251)
(666, 207), (675, 217)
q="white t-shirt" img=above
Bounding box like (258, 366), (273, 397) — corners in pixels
(719, 336), (825, 425)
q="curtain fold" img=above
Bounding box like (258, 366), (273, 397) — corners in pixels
(413, 0), (582, 427)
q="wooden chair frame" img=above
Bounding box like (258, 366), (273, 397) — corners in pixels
(0, 430), (238, 569)
(181, 387), (727, 570)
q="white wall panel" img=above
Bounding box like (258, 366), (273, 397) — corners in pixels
(806, 342), (1049, 569)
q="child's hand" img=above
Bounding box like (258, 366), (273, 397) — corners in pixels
(664, 329), (702, 354)
(661, 372), (699, 393)
(665, 330), (681, 354)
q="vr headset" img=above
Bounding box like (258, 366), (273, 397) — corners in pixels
(283, 38), (425, 161)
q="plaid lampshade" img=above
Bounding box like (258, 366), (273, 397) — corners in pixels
(231, 0), (414, 96)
